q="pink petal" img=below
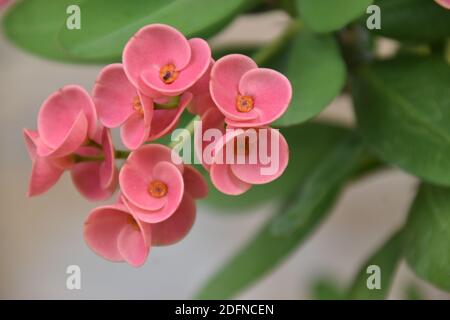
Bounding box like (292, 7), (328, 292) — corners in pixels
(23, 128), (38, 159)
(148, 92), (192, 141)
(93, 64), (137, 128)
(28, 157), (65, 197)
(435, 0), (450, 9)
(124, 161), (184, 223)
(210, 162), (252, 195)
(71, 161), (115, 201)
(83, 204), (129, 262)
(123, 144), (183, 176)
(187, 60), (216, 116)
(230, 128), (289, 184)
(37, 111), (88, 158)
(119, 166), (166, 211)
(120, 96), (153, 150)
(123, 24), (191, 92)
(99, 128), (117, 189)
(84, 204), (125, 262)
(183, 165), (208, 199)
(194, 107), (225, 171)
(140, 38), (211, 97)
(230, 68), (292, 127)
(117, 224), (150, 267)
(210, 54), (258, 121)
(152, 194), (196, 246)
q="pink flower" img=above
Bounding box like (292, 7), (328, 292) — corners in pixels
(435, 0), (450, 9)
(93, 63), (192, 150)
(36, 85), (97, 158)
(84, 192), (198, 267)
(71, 127), (118, 201)
(23, 129), (73, 197)
(83, 200), (151, 267)
(210, 54), (292, 127)
(186, 60), (217, 116)
(205, 127), (289, 195)
(119, 144), (207, 223)
(123, 24), (211, 98)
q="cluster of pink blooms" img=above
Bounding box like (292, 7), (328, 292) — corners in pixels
(23, 24), (292, 267)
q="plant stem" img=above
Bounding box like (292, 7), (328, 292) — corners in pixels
(154, 95), (181, 110)
(115, 150), (130, 159)
(252, 19), (302, 66)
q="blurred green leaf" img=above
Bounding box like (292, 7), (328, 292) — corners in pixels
(269, 30), (346, 127)
(404, 184), (450, 292)
(353, 56), (450, 186)
(311, 277), (345, 300)
(271, 136), (363, 235)
(204, 122), (349, 210)
(195, 131), (363, 299)
(370, 0), (450, 43)
(297, 0), (373, 33)
(3, 0), (86, 62)
(58, 0), (256, 62)
(347, 230), (404, 299)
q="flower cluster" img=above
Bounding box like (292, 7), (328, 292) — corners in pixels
(23, 24), (292, 267)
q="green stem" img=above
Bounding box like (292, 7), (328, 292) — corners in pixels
(86, 139), (102, 149)
(252, 19), (302, 66)
(154, 95), (181, 110)
(168, 115), (199, 149)
(115, 150), (130, 159)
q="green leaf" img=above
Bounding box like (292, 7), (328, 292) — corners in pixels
(58, 0), (256, 62)
(195, 131), (362, 299)
(353, 56), (450, 186)
(204, 122), (350, 210)
(404, 184), (450, 292)
(271, 136), (363, 235)
(297, 0), (373, 33)
(347, 231), (405, 299)
(310, 277), (345, 300)
(371, 0), (450, 43)
(3, 0), (87, 62)
(269, 30), (346, 127)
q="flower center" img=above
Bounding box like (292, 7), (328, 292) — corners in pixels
(132, 96), (144, 116)
(159, 64), (179, 84)
(147, 180), (168, 198)
(236, 95), (254, 113)
(127, 215), (140, 231)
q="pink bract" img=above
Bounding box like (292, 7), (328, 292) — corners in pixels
(208, 127), (289, 195)
(93, 63), (192, 150)
(71, 127), (118, 201)
(119, 144), (185, 223)
(84, 201), (152, 267)
(37, 85), (97, 158)
(210, 54), (292, 127)
(435, 0), (450, 9)
(123, 24), (211, 97)
(23, 129), (73, 197)
(187, 60), (217, 116)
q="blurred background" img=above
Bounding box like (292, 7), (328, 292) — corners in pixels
(1, 9), (449, 299)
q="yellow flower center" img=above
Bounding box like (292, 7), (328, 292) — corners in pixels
(159, 64), (179, 84)
(236, 95), (254, 113)
(127, 215), (140, 231)
(148, 180), (168, 198)
(132, 96), (144, 116)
